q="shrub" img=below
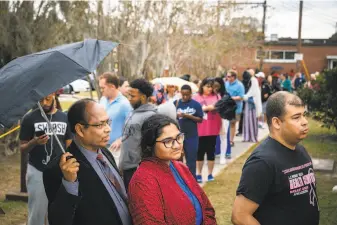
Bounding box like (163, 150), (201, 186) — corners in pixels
(297, 68), (337, 130)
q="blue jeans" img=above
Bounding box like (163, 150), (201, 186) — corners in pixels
(184, 136), (199, 179)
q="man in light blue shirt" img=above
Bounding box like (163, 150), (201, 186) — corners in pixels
(99, 72), (132, 166)
(225, 70), (245, 146)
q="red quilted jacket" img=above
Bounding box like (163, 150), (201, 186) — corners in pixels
(128, 157), (217, 225)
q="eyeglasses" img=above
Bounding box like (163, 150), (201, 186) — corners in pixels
(81, 119), (111, 129)
(156, 133), (184, 148)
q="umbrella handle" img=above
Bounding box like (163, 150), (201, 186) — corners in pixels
(37, 102), (66, 154)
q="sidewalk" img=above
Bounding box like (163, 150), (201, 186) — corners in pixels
(200, 127), (269, 186)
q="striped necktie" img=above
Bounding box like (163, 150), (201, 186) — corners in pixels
(96, 153), (128, 202)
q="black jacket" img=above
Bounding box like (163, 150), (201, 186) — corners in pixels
(43, 142), (124, 225)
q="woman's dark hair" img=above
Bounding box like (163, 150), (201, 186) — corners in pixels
(198, 77), (214, 95)
(214, 77), (226, 97)
(67, 98), (95, 133)
(119, 76), (128, 86)
(242, 70), (252, 93)
(141, 114), (179, 159)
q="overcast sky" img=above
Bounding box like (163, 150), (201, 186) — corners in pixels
(103, 0), (337, 39)
(230, 0), (337, 39)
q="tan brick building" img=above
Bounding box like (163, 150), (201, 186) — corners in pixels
(221, 38), (337, 76)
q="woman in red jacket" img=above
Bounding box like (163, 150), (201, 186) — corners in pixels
(128, 114), (217, 225)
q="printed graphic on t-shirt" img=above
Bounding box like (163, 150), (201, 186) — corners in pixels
(177, 107), (196, 116)
(283, 162), (318, 207)
(34, 122), (67, 135)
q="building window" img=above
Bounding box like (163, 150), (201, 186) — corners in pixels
(285, 51), (296, 60)
(270, 51), (284, 59)
(256, 50), (297, 63)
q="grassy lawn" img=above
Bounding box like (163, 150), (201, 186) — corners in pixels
(0, 153), (27, 225)
(60, 101), (74, 111)
(75, 91), (98, 98)
(302, 119), (337, 225)
(203, 146), (256, 225)
(204, 118), (337, 225)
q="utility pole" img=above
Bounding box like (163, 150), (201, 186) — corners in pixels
(296, 0), (303, 72)
(259, 0), (267, 71)
(217, 0), (220, 28)
(217, 1), (267, 71)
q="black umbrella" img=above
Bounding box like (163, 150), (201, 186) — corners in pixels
(0, 39), (118, 129)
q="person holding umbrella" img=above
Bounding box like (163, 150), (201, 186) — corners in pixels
(43, 99), (132, 225)
(20, 93), (72, 225)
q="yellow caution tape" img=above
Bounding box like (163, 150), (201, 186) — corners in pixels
(0, 125), (20, 139)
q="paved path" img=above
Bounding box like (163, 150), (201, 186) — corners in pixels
(200, 127), (270, 186)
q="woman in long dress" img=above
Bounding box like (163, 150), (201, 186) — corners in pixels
(243, 69), (262, 143)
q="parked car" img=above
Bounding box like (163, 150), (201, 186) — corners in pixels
(80, 74), (96, 90)
(64, 79), (90, 93)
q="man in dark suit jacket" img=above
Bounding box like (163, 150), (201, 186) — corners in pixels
(43, 98), (133, 225)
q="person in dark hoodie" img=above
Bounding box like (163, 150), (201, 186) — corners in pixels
(119, 79), (158, 189)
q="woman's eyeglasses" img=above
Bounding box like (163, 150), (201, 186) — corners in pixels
(156, 133), (185, 148)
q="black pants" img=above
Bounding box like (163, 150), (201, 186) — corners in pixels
(122, 167), (137, 191)
(197, 136), (217, 161)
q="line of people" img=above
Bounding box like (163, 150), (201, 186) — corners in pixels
(19, 71), (319, 225)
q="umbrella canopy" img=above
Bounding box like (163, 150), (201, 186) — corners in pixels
(0, 39), (118, 128)
(151, 77), (198, 92)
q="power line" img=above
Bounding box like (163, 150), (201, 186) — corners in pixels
(269, 1), (336, 28)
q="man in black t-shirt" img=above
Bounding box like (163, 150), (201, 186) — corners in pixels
(20, 93), (72, 225)
(232, 91), (319, 225)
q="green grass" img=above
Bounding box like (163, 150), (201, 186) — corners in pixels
(204, 119), (337, 225)
(302, 119), (337, 225)
(0, 201), (27, 225)
(302, 119), (337, 161)
(0, 153), (28, 225)
(203, 145), (257, 225)
(75, 91), (98, 98)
